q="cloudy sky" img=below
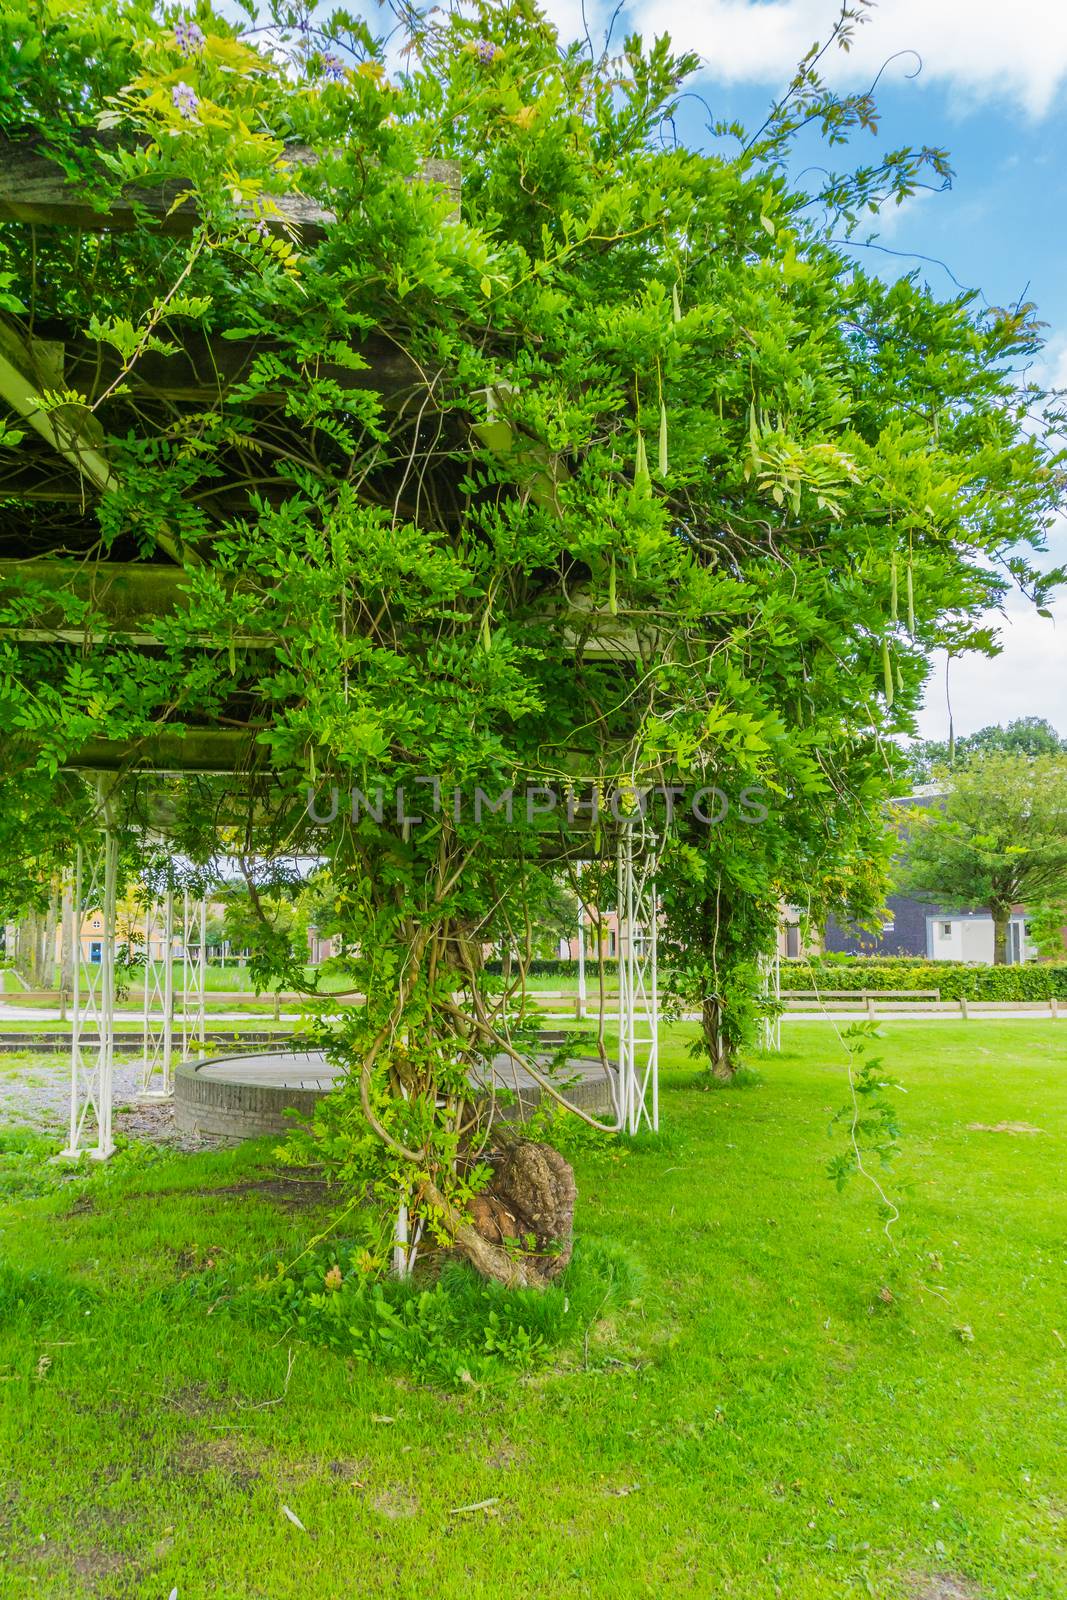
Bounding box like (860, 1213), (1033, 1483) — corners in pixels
(536, 0), (1066, 742)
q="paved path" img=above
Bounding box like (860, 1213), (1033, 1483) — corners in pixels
(780, 1010), (1065, 1022)
(0, 1003), (304, 1023)
(0, 1052), (200, 1147)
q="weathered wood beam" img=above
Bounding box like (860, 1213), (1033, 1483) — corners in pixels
(0, 318), (193, 564)
(0, 559), (646, 658)
(0, 559), (269, 644)
(0, 317), (112, 493)
(67, 730), (268, 774)
(0, 129), (460, 237)
(35, 322), (434, 408)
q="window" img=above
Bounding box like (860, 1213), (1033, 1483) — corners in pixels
(940, 922), (953, 937)
(882, 917), (896, 933)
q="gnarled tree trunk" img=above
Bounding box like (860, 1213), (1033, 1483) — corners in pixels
(468, 1139), (577, 1284)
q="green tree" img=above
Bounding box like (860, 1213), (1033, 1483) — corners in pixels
(0, 0), (1063, 1271)
(897, 753), (1067, 964)
(907, 718), (1065, 784)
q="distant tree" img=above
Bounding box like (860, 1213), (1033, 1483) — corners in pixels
(896, 752), (1067, 962)
(907, 718), (1065, 784)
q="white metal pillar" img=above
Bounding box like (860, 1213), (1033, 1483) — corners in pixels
(759, 950), (782, 1052)
(576, 896), (587, 1020)
(615, 822), (659, 1134)
(63, 830), (119, 1160)
(138, 889), (175, 1097)
(180, 890), (207, 1057)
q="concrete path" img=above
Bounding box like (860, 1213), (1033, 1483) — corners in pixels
(0, 1052), (198, 1147)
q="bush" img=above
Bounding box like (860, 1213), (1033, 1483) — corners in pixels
(788, 957), (1067, 1001)
(207, 1237), (638, 1388)
(482, 958), (619, 977)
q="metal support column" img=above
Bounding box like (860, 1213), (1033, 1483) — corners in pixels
(62, 830), (119, 1159)
(759, 950), (782, 1053)
(576, 896), (587, 1020)
(615, 823), (659, 1134)
(138, 889), (175, 1097)
(180, 890), (206, 1058)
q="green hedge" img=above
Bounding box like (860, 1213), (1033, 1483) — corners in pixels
(482, 958), (620, 978)
(789, 958), (1067, 1001)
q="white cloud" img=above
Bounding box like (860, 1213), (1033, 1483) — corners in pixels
(917, 601), (1067, 740)
(915, 516), (1067, 746)
(564, 0), (1067, 119)
(867, 185), (936, 238)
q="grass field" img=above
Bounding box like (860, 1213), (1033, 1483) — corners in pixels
(0, 1021), (1063, 1599)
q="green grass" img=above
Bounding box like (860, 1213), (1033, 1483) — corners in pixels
(0, 1021), (1063, 1599)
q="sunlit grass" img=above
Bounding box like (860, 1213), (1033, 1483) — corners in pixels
(0, 1021), (1063, 1598)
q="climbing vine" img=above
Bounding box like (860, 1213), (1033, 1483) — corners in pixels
(0, 1), (1062, 1273)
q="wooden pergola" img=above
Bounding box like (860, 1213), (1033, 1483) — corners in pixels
(0, 127), (660, 1160)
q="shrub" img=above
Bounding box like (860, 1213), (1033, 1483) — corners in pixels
(206, 1237), (638, 1388)
(483, 958), (619, 978)
(788, 957), (1067, 1001)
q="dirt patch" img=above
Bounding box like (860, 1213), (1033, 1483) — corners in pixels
(25, 1535), (133, 1596)
(370, 1486), (419, 1520)
(140, 1175), (332, 1211)
(326, 1458), (369, 1484)
(905, 1574), (985, 1600)
(163, 1382), (228, 1418)
(173, 1434), (265, 1491)
(967, 1122), (1043, 1135)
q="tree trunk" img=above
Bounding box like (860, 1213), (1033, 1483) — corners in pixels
(42, 883), (59, 989)
(701, 995), (736, 1080)
(430, 1139), (577, 1288)
(992, 908), (1010, 966)
(14, 910), (40, 985)
(60, 879), (76, 1001)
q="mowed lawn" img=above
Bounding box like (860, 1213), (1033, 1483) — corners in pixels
(0, 1022), (1063, 1599)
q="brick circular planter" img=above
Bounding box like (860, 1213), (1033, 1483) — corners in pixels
(174, 1044), (617, 1142)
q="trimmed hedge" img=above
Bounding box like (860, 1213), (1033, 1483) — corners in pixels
(481, 954), (1067, 1000)
(482, 958), (620, 978)
(790, 958), (1067, 1001)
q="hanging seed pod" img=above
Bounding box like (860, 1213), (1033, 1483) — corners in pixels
(228, 640), (236, 675)
(479, 610), (492, 652)
(634, 430), (651, 497)
(672, 283), (682, 323)
(608, 550), (618, 616)
(309, 743), (316, 783)
(895, 659), (904, 695)
(890, 551), (898, 623)
(906, 556), (915, 634)
(658, 399), (669, 478)
(882, 638), (894, 706)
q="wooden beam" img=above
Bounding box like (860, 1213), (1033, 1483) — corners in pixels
(67, 730), (268, 774)
(0, 129), (460, 237)
(39, 323), (434, 408)
(0, 319), (194, 564)
(0, 560), (648, 659)
(0, 559), (269, 644)
(0, 317), (112, 493)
